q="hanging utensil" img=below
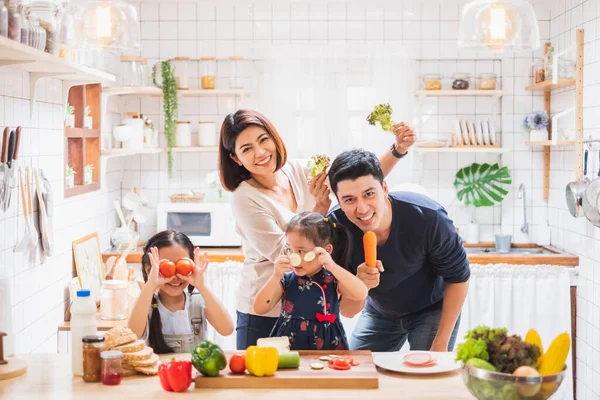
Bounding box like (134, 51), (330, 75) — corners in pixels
(14, 168), (30, 253)
(39, 169), (54, 256)
(34, 168), (51, 255)
(566, 149), (589, 218)
(25, 167), (38, 252)
(0, 128), (8, 210)
(3, 130), (15, 212)
(583, 151), (600, 227)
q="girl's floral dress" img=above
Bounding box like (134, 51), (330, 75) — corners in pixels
(270, 268), (349, 350)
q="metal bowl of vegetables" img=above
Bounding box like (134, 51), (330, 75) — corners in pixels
(462, 364), (567, 400)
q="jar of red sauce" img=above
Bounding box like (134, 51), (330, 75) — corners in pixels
(100, 350), (123, 386)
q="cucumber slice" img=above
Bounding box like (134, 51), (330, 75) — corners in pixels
(310, 362), (324, 370)
(278, 351), (300, 369)
(319, 356), (332, 362)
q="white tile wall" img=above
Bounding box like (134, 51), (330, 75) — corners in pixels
(0, 70), (121, 354)
(548, 1), (600, 399)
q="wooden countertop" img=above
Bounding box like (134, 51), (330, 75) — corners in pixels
(103, 243), (578, 266)
(0, 354), (473, 399)
(58, 312), (127, 332)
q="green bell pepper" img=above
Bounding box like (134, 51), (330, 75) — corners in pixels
(191, 340), (227, 377)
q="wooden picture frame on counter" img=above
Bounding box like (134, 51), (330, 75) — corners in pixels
(72, 233), (105, 306)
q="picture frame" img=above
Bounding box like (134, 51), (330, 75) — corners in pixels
(72, 233), (104, 305)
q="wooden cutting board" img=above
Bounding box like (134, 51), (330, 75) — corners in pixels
(194, 350), (379, 389)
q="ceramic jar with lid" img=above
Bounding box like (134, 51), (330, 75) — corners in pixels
(198, 121), (217, 147)
(176, 121), (192, 147)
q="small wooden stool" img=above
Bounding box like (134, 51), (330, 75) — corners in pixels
(0, 331), (27, 380)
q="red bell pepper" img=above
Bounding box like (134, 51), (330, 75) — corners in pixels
(158, 358), (193, 393)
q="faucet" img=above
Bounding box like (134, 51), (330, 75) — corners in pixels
(517, 184), (528, 234)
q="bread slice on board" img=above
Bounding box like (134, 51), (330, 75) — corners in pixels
(135, 365), (159, 375)
(112, 339), (145, 353)
(126, 352), (159, 368)
(103, 327), (138, 350)
(122, 368), (138, 377)
(122, 346), (154, 362)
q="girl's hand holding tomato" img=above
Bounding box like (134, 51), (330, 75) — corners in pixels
(148, 247), (176, 289)
(176, 248), (209, 290)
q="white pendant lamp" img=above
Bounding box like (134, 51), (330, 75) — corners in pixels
(458, 0), (540, 52)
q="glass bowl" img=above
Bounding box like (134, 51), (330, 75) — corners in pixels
(462, 364), (567, 400)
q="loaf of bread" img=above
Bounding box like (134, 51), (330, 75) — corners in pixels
(103, 327), (138, 350)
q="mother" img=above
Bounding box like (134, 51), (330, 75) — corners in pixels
(218, 109), (415, 349)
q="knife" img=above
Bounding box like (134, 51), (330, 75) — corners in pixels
(6, 131), (14, 169)
(13, 127), (20, 165)
(1, 128), (7, 166)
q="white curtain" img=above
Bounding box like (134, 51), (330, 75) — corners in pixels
(203, 261), (243, 350)
(257, 43), (418, 187)
(461, 264), (574, 400)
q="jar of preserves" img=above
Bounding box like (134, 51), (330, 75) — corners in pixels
(200, 56), (216, 89)
(477, 73), (497, 90)
(534, 61), (545, 83)
(82, 335), (105, 383)
(451, 73), (471, 90)
(100, 350), (123, 386)
(423, 73), (442, 90)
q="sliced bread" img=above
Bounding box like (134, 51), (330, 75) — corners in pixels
(135, 365), (159, 375)
(122, 368), (138, 377)
(103, 327), (138, 350)
(126, 353), (159, 368)
(122, 346), (154, 362)
(112, 339), (145, 353)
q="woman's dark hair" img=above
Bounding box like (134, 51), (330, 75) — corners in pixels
(141, 230), (195, 354)
(328, 149), (384, 195)
(218, 109), (288, 192)
(286, 212), (351, 269)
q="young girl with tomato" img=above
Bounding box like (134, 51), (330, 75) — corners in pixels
(128, 230), (234, 353)
(254, 212), (368, 350)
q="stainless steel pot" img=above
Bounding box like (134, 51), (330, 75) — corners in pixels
(566, 149), (589, 217)
(583, 151), (600, 227)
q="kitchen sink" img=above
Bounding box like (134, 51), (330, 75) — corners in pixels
(464, 247), (554, 255)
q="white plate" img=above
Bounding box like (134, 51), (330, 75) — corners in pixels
(474, 121), (483, 145)
(373, 351), (461, 375)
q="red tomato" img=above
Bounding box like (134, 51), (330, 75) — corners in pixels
(159, 260), (176, 278)
(176, 258), (194, 276)
(229, 353), (246, 374)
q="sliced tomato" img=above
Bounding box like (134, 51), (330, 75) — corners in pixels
(350, 360), (360, 366)
(328, 362), (351, 370)
(404, 352), (433, 364)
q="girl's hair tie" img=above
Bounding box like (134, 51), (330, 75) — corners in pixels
(333, 223), (336, 228)
(323, 217), (329, 222)
(152, 304), (158, 309)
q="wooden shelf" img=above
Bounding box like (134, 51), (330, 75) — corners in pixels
(526, 141), (576, 146)
(415, 90), (506, 97)
(101, 146), (218, 158)
(525, 79), (576, 92)
(65, 182), (101, 197)
(65, 128), (100, 138)
(414, 146), (509, 154)
(102, 86), (252, 97)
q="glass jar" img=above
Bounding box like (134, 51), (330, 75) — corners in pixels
(120, 56), (144, 86)
(82, 335), (105, 383)
(140, 58), (149, 86)
(423, 73), (442, 90)
(451, 73), (471, 90)
(477, 73), (497, 90)
(26, 1), (59, 54)
(7, 0), (20, 42)
(229, 56), (244, 89)
(101, 280), (128, 321)
(558, 60), (575, 79)
(18, 2), (28, 45)
(0, 0), (7, 38)
(100, 350), (122, 386)
(200, 56), (216, 89)
(534, 60), (545, 83)
(172, 56), (190, 89)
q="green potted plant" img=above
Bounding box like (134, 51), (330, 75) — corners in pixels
(84, 164), (94, 185)
(153, 61), (178, 175)
(84, 105), (93, 129)
(65, 165), (76, 188)
(454, 162), (512, 244)
(65, 104), (75, 128)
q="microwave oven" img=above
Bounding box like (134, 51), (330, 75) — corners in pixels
(156, 202), (242, 247)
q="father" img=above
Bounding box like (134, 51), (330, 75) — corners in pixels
(327, 149), (470, 352)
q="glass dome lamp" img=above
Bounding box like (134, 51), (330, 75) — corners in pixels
(60, 0), (139, 50)
(458, 0), (540, 52)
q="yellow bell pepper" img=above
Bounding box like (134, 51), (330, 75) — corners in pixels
(245, 346), (279, 377)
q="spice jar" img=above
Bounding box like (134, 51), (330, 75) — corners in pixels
(7, 0), (20, 42)
(477, 73), (497, 90)
(423, 74), (442, 90)
(100, 350), (123, 386)
(534, 61), (545, 83)
(451, 73), (471, 90)
(0, 0), (7, 38)
(229, 56), (244, 89)
(18, 2), (28, 45)
(82, 335), (105, 383)
(101, 280), (128, 321)
(200, 56), (216, 89)
(26, 0), (59, 54)
(172, 56), (190, 89)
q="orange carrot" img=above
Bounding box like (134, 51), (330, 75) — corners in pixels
(363, 231), (377, 268)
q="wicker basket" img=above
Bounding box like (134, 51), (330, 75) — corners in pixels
(169, 192), (205, 203)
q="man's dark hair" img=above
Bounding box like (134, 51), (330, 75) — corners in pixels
(328, 149), (384, 194)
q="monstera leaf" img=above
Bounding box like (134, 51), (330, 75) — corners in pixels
(454, 163), (512, 207)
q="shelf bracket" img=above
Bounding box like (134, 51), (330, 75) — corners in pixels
(29, 72), (75, 117)
(0, 60), (35, 68)
(550, 107), (576, 146)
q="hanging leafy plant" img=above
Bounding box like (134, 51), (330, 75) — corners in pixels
(454, 163), (512, 208)
(152, 61), (178, 174)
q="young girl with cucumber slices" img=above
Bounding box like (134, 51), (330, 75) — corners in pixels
(254, 212), (368, 350)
